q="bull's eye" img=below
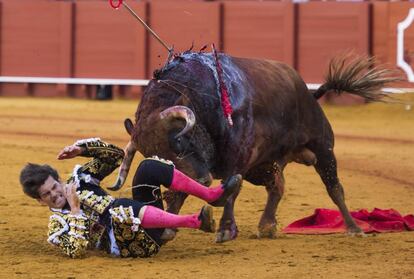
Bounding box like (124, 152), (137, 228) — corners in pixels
(175, 137), (183, 150)
(170, 136), (184, 154)
(168, 132), (188, 155)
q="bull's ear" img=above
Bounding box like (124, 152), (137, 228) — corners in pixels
(124, 118), (134, 136)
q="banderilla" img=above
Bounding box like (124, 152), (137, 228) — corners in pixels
(109, 0), (173, 57)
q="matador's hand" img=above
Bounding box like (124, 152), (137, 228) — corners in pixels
(57, 145), (83, 160)
(64, 182), (81, 215)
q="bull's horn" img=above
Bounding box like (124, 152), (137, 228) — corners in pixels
(159, 105), (196, 138)
(107, 141), (136, 191)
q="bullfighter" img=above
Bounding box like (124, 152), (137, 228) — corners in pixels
(19, 138), (241, 258)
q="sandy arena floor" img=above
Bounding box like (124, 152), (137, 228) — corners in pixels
(0, 96), (413, 279)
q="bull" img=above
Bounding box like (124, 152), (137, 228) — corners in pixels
(109, 51), (396, 243)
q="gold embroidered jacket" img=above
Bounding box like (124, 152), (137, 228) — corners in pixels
(47, 138), (160, 258)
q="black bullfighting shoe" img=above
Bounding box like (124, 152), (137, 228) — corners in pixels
(209, 174), (242, 207)
(198, 205), (216, 233)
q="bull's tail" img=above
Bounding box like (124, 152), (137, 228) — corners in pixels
(313, 54), (400, 101)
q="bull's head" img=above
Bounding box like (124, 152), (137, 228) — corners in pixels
(108, 104), (215, 191)
(108, 54), (222, 191)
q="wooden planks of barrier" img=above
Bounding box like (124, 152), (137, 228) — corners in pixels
(73, 1), (147, 98)
(222, 1), (295, 65)
(0, 0), (413, 103)
(148, 0), (221, 74)
(296, 2), (370, 105)
(0, 0), (73, 97)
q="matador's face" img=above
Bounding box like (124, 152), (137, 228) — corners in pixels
(37, 176), (67, 209)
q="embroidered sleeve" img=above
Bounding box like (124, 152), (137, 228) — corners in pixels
(78, 189), (114, 215)
(109, 206), (141, 232)
(47, 213), (90, 258)
(73, 138), (125, 180)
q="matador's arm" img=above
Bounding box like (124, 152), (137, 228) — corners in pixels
(47, 211), (90, 258)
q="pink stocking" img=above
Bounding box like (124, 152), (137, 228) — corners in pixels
(169, 169), (223, 202)
(140, 205), (200, 229)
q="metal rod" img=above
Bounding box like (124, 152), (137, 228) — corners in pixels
(122, 1), (172, 53)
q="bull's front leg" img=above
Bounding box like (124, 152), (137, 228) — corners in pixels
(161, 191), (189, 241)
(164, 190), (189, 214)
(215, 186), (242, 243)
(257, 162), (285, 238)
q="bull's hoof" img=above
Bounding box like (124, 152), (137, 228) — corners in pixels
(347, 230), (367, 237)
(215, 219), (238, 243)
(346, 226), (366, 237)
(215, 221), (238, 243)
(215, 229), (237, 243)
(257, 223), (276, 239)
(161, 228), (177, 241)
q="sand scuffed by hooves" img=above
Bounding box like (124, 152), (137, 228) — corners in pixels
(1, 96), (413, 279)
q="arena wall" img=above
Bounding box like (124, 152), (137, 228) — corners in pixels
(0, 0), (413, 103)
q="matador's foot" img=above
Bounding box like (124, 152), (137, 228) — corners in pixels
(209, 175), (242, 207)
(199, 205), (216, 233)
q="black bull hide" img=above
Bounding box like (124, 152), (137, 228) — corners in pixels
(110, 52), (396, 243)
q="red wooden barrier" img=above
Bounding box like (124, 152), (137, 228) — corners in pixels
(73, 1), (146, 98)
(373, 2), (414, 88)
(222, 1), (295, 65)
(148, 0), (220, 75)
(0, 0), (73, 97)
(74, 1), (146, 79)
(0, 0), (413, 102)
(297, 2), (370, 104)
(297, 2), (370, 82)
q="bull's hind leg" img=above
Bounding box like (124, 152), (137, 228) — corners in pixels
(313, 145), (363, 235)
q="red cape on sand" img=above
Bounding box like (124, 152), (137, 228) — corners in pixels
(282, 208), (414, 234)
